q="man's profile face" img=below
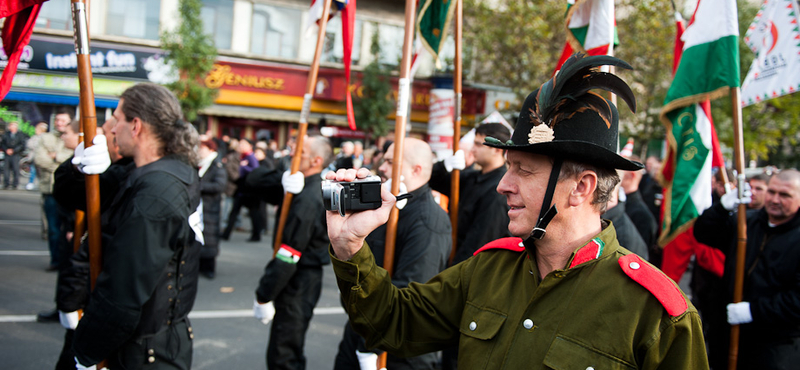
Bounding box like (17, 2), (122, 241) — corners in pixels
(298, 140), (315, 174)
(471, 134), (495, 168)
(62, 125), (80, 150)
(111, 99), (135, 158)
(748, 179), (768, 210)
(377, 144), (411, 184)
(54, 113), (71, 133)
(102, 116), (122, 162)
(8, 122), (18, 133)
(764, 177), (800, 224)
(496, 151), (553, 237)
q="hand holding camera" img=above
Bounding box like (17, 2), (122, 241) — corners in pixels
(324, 168), (396, 260)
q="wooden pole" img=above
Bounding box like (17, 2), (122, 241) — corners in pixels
(71, 0), (103, 366)
(448, 0), (462, 264)
(727, 87), (748, 370)
(378, 0), (416, 367)
(272, 0), (333, 257)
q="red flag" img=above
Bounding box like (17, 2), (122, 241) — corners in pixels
(341, 0), (357, 130)
(0, 0), (44, 101)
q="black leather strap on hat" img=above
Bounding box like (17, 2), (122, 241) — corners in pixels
(530, 158), (562, 240)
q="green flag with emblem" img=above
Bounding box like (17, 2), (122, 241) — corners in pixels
(416, 0), (456, 66)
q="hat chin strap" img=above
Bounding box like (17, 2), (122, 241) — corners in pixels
(528, 158), (562, 240)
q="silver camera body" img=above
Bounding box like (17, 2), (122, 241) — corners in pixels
(321, 175), (383, 217)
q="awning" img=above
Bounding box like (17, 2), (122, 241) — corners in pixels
(201, 104), (349, 126)
(4, 91), (119, 109)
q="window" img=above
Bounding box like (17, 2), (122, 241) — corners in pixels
(36, 0), (72, 31)
(250, 4), (302, 59)
(201, 0), (234, 50)
(106, 0), (161, 40)
(321, 16), (362, 65)
(377, 23), (404, 67)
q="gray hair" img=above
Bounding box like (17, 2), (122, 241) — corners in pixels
(559, 160), (620, 213)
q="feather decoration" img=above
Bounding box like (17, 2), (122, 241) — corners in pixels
(534, 53), (636, 129)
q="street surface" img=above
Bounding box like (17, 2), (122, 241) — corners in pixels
(0, 188), (348, 369)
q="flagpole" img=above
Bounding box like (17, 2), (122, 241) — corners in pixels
(447, 0), (462, 264)
(71, 0), (104, 366)
(727, 87), (748, 370)
(273, 0), (333, 258)
(379, 0), (416, 367)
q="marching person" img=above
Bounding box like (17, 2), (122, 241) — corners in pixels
(197, 139), (227, 279)
(2, 121), (27, 190)
(333, 137), (452, 370)
(247, 135), (334, 370)
(69, 83), (202, 370)
(694, 169), (800, 369)
(324, 54), (707, 369)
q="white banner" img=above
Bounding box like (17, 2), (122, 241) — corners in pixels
(740, 0), (800, 106)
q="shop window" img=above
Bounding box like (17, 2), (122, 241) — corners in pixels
(250, 4), (302, 59)
(36, 0), (72, 31)
(201, 0), (233, 50)
(377, 23), (404, 67)
(106, 0), (161, 41)
(321, 16), (362, 65)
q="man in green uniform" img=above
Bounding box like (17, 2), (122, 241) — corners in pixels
(325, 54), (708, 369)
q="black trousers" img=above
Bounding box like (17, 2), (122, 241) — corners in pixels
(3, 153), (19, 187)
(222, 194), (263, 240)
(333, 321), (438, 370)
(266, 266), (323, 370)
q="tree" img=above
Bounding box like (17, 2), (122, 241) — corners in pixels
(353, 29), (394, 139)
(160, 0), (218, 123)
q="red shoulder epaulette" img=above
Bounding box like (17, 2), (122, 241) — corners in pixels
(473, 237), (525, 256)
(619, 254), (688, 317)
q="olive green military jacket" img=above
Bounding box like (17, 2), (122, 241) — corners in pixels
(331, 223), (709, 369)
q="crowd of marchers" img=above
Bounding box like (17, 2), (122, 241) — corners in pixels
(16, 56), (800, 370)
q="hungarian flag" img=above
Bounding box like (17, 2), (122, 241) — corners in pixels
(0, 0), (44, 101)
(555, 0), (618, 72)
(416, 0), (456, 68)
(740, 0), (800, 106)
(306, 0), (358, 130)
(657, 0), (739, 246)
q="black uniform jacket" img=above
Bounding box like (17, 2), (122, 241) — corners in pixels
(695, 202), (800, 341)
(72, 156), (201, 366)
(624, 190), (658, 248)
(253, 172), (330, 303)
(429, 162), (510, 265)
(602, 201), (649, 260)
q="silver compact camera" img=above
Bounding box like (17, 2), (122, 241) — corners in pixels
(321, 175), (383, 217)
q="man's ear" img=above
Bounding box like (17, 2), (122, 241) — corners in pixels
(130, 117), (143, 138)
(569, 170), (598, 207)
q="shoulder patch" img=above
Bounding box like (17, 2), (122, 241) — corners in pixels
(619, 254), (688, 317)
(473, 237), (525, 256)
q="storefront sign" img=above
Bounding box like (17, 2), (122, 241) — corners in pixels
(11, 71), (135, 96)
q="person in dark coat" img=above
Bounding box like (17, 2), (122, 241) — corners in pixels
(333, 138), (452, 370)
(67, 83), (202, 370)
(602, 187), (648, 260)
(197, 139), (227, 279)
(247, 135), (334, 370)
(694, 169), (800, 370)
(222, 138), (262, 241)
(619, 156), (659, 262)
(2, 121), (27, 189)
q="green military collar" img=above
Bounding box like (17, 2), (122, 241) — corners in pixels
(564, 221), (620, 269)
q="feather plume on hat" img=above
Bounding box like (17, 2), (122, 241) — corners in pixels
(532, 53), (637, 130)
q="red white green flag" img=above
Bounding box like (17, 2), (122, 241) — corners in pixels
(740, 0), (800, 106)
(658, 0), (740, 246)
(555, 0), (618, 71)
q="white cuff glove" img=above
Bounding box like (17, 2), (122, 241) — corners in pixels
(720, 183), (752, 211)
(442, 149), (466, 172)
(727, 301), (753, 325)
(72, 135), (111, 175)
(282, 171), (304, 195)
(384, 178), (408, 210)
(75, 356), (96, 370)
(59, 310), (80, 330)
(356, 350), (380, 370)
(253, 299), (275, 325)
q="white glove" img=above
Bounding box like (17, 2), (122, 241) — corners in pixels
(281, 171), (304, 195)
(72, 135), (111, 175)
(720, 183), (752, 211)
(727, 302), (753, 325)
(356, 350), (379, 370)
(75, 356), (96, 370)
(59, 310), (80, 330)
(253, 299), (275, 325)
(384, 178), (408, 210)
(442, 149), (466, 172)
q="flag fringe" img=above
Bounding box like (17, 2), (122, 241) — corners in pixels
(415, 0), (456, 68)
(564, 0), (591, 53)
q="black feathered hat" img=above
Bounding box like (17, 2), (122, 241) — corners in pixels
(486, 53), (643, 240)
(484, 54), (643, 171)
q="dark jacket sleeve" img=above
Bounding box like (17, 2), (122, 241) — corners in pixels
(391, 217), (451, 288)
(255, 192), (316, 303)
(428, 161), (452, 196)
(72, 178), (191, 365)
(693, 202), (736, 252)
(201, 162), (227, 195)
(57, 241), (91, 312)
(244, 166), (284, 204)
(53, 159), (131, 213)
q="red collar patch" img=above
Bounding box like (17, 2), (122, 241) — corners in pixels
(473, 237), (525, 256)
(568, 238), (605, 269)
(619, 254), (688, 317)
